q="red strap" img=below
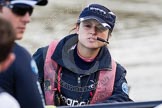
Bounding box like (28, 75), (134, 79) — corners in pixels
(44, 40), (59, 105)
(57, 67), (62, 93)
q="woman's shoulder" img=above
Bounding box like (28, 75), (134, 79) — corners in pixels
(33, 46), (49, 60)
(116, 63), (127, 73)
(115, 62), (127, 80)
(32, 46), (49, 71)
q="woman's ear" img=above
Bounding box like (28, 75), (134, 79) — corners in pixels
(76, 24), (79, 34)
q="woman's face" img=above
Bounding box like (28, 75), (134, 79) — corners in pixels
(76, 19), (110, 49)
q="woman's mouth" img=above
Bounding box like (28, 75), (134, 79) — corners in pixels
(88, 37), (97, 42)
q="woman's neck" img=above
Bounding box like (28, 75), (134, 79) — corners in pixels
(77, 43), (100, 61)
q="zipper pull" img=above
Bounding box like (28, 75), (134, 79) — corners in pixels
(78, 75), (82, 87)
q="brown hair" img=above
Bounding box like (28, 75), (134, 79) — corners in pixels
(0, 17), (15, 62)
(69, 23), (79, 34)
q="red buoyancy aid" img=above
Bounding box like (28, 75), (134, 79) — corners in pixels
(90, 60), (116, 104)
(44, 40), (59, 105)
(44, 40), (116, 105)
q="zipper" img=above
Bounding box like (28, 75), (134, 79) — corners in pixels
(78, 75), (82, 87)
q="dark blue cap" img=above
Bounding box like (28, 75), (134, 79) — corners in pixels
(78, 4), (116, 31)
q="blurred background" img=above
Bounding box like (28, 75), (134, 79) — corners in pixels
(17, 0), (162, 102)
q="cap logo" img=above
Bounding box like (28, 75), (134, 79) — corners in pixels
(90, 7), (106, 15)
(108, 11), (115, 16)
(102, 23), (111, 28)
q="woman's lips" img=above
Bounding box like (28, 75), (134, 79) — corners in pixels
(88, 37), (97, 42)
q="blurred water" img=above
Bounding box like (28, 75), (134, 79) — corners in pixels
(18, 0), (162, 102)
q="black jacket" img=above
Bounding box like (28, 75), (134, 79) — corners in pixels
(33, 34), (132, 106)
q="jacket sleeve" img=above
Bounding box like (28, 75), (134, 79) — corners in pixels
(33, 46), (47, 97)
(12, 45), (45, 108)
(102, 63), (133, 103)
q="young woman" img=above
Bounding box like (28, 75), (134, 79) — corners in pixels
(33, 4), (132, 106)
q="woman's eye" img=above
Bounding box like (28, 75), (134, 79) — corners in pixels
(96, 25), (107, 32)
(84, 24), (91, 28)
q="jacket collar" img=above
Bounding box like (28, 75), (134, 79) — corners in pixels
(51, 34), (112, 75)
